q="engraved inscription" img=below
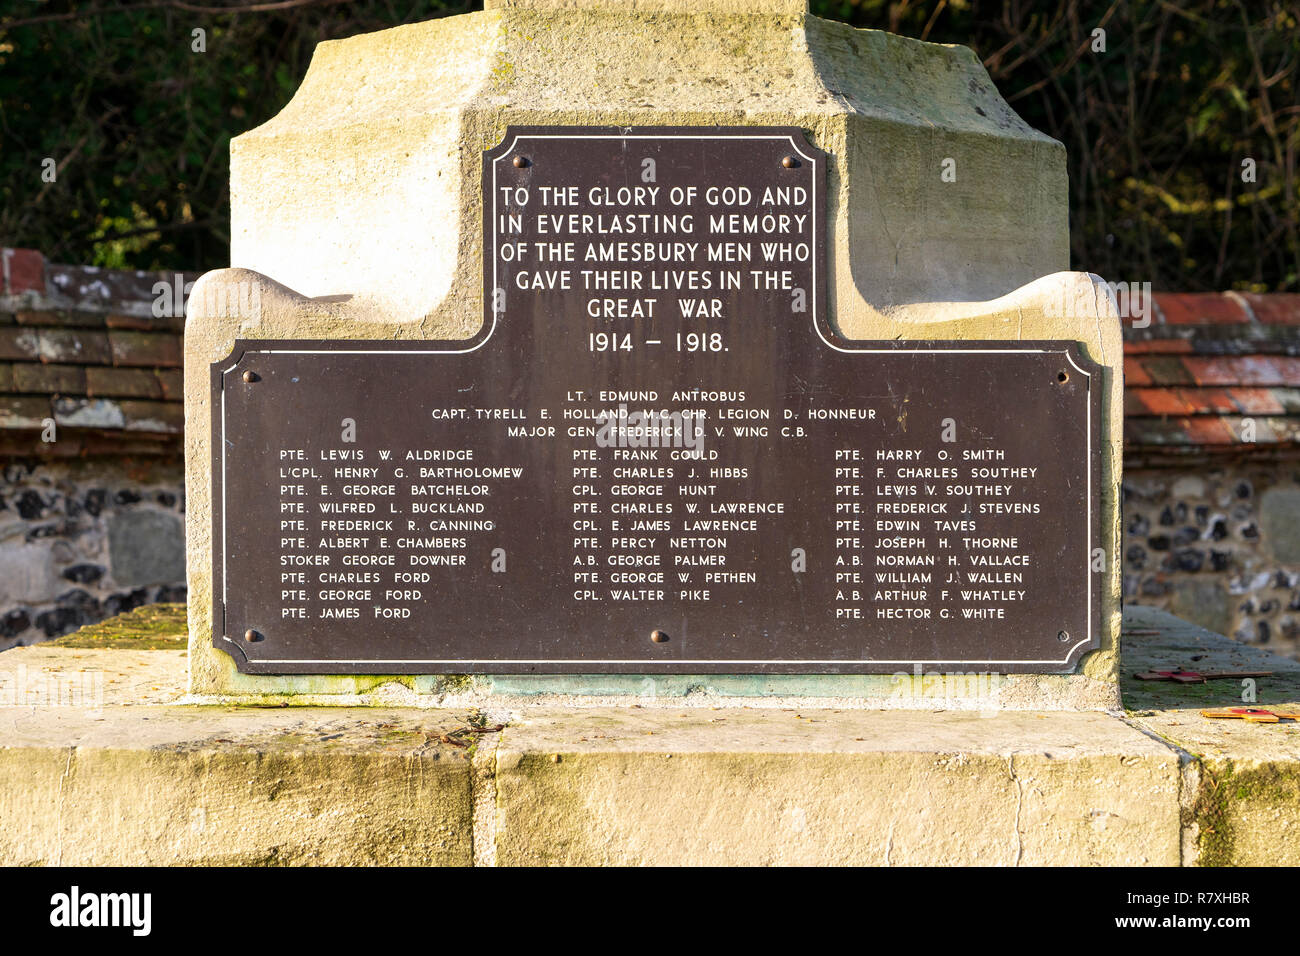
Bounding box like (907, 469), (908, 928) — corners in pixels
(211, 127), (1102, 674)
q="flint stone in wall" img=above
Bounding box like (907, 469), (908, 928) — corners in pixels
(1170, 579), (1232, 637)
(0, 543), (60, 603)
(107, 509), (184, 586)
(1260, 487), (1300, 564)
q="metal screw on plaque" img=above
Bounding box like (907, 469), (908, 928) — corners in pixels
(781, 155), (797, 169)
(243, 370), (258, 383)
(512, 155), (529, 169)
(650, 630), (669, 644)
(1057, 630), (1070, 643)
(245, 628), (263, 642)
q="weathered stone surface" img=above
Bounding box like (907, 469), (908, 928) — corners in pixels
(0, 610), (30, 637)
(1260, 487), (1300, 564)
(0, 605), (1295, 865)
(0, 259), (190, 643)
(108, 510), (184, 586)
(1170, 579), (1232, 637)
(0, 544), (59, 604)
(493, 708), (1181, 865)
(60, 563), (105, 585)
(1122, 605), (1300, 866)
(0, 705), (475, 866)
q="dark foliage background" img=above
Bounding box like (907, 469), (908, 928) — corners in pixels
(1, 0), (1296, 291)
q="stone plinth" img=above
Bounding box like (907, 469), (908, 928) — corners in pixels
(3, 607), (1298, 865)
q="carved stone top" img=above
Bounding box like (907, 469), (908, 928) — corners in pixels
(229, 4), (1065, 331)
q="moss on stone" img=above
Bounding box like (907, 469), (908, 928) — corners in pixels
(49, 603), (187, 650)
(1193, 762), (1236, 867)
(1124, 678), (1254, 714)
(1193, 759), (1300, 866)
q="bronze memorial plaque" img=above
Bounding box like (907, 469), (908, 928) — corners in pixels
(211, 126), (1103, 674)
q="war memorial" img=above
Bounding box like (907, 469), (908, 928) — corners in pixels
(1, 0), (1297, 872)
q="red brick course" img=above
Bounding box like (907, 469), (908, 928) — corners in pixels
(1126, 292), (1300, 456)
(0, 248), (194, 454)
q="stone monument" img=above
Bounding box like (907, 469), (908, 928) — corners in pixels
(185, 0), (1122, 709)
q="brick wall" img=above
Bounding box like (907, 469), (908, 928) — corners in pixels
(0, 248), (187, 456)
(1123, 292), (1300, 660)
(1, 249), (192, 647)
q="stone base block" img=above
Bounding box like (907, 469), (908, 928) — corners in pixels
(492, 708), (1181, 865)
(2, 606), (1297, 865)
(0, 705), (473, 866)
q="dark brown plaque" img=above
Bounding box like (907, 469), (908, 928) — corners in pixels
(211, 126), (1104, 675)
